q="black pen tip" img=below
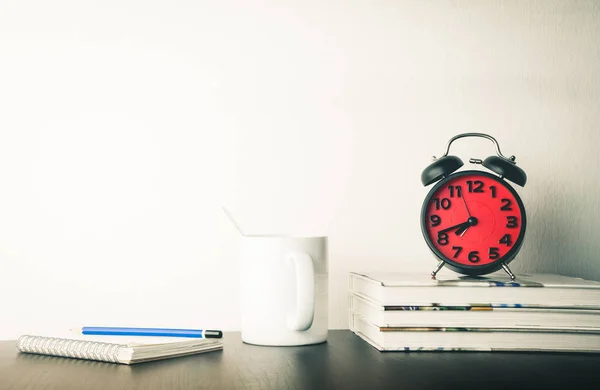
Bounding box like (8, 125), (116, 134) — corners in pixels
(205, 330), (223, 338)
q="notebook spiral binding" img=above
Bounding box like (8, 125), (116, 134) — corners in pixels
(17, 335), (124, 363)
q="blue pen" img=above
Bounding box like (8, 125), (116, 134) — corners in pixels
(77, 326), (223, 339)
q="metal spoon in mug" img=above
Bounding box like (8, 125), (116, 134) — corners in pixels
(222, 206), (245, 236)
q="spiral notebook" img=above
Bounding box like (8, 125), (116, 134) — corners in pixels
(16, 334), (223, 364)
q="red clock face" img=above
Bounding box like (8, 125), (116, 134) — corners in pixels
(422, 171), (526, 273)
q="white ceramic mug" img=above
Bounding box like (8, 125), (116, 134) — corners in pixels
(240, 235), (328, 346)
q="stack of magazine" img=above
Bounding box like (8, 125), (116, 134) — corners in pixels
(348, 270), (600, 352)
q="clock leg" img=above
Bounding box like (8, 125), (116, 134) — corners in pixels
(501, 263), (516, 281)
(431, 260), (445, 279)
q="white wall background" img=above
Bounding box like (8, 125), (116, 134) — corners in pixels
(1, 0), (599, 339)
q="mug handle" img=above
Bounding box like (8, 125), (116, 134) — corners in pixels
(286, 252), (315, 331)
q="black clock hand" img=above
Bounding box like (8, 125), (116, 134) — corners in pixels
(438, 221), (471, 235)
(455, 226), (468, 236)
(455, 195), (474, 236)
(439, 217), (479, 236)
(461, 194), (472, 218)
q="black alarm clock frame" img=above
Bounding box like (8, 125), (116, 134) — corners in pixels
(420, 133), (527, 281)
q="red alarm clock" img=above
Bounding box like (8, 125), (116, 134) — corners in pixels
(420, 133), (527, 280)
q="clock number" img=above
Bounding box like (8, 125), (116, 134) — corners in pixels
(500, 199), (513, 211)
(490, 185), (497, 198)
(437, 232), (449, 246)
(447, 185), (462, 198)
(433, 198), (451, 210)
(499, 234), (512, 246)
(466, 180), (484, 193)
(429, 215), (441, 227)
(451, 246), (462, 259)
(468, 251), (480, 263)
(489, 247), (500, 260)
(506, 216), (518, 228)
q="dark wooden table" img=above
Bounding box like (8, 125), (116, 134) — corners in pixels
(1, 330), (600, 389)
